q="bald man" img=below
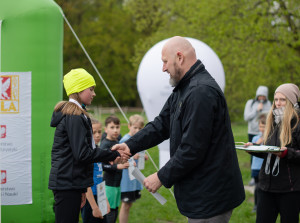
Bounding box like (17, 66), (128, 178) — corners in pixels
(113, 36), (245, 222)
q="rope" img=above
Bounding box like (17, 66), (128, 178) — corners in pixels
(59, 9), (174, 198)
(59, 9), (128, 123)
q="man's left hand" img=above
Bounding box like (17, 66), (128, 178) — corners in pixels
(144, 172), (162, 193)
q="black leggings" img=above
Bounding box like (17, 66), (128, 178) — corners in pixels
(81, 195), (106, 223)
(53, 190), (82, 223)
(256, 189), (300, 223)
(105, 207), (118, 223)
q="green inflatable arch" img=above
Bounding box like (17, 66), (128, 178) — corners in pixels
(0, 0), (63, 222)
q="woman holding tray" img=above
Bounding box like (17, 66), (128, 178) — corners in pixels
(245, 83), (300, 223)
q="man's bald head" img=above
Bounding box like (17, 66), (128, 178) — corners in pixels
(162, 36), (197, 79)
(163, 36), (194, 55)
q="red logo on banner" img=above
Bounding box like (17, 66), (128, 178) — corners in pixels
(0, 75), (19, 114)
(1, 76), (11, 100)
(1, 170), (7, 184)
(0, 125), (6, 138)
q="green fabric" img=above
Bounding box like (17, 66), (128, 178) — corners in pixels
(105, 185), (121, 209)
(0, 0), (63, 222)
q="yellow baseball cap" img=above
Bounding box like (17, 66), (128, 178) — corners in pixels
(63, 68), (96, 96)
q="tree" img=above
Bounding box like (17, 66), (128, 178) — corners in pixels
(56, 0), (141, 106)
(55, 0), (300, 120)
(125, 0), (300, 121)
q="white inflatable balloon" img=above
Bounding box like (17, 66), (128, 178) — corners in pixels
(137, 37), (225, 168)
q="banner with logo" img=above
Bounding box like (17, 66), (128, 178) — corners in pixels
(0, 72), (32, 205)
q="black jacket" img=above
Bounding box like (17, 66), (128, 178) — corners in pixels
(126, 60), (245, 218)
(48, 111), (119, 191)
(253, 109), (300, 192)
(101, 138), (123, 187)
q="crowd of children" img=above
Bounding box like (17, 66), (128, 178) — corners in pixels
(81, 114), (147, 223)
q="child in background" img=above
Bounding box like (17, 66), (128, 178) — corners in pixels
(119, 115), (148, 223)
(81, 118), (110, 223)
(251, 114), (266, 212)
(101, 116), (129, 223)
(49, 69), (126, 223)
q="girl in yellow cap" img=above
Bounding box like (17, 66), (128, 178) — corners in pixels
(48, 69), (130, 223)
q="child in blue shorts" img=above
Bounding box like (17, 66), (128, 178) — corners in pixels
(119, 115), (148, 223)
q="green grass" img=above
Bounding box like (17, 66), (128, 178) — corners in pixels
(86, 111), (260, 223)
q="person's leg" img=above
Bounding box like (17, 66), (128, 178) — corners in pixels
(81, 195), (105, 223)
(119, 202), (133, 223)
(253, 175), (259, 212)
(120, 191), (139, 223)
(187, 209), (232, 223)
(105, 208), (115, 223)
(113, 207), (119, 223)
(81, 198), (92, 223)
(106, 208), (118, 223)
(105, 186), (118, 223)
(256, 189), (278, 223)
(53, 190), (82, 223)
(278, 191), (300, 223)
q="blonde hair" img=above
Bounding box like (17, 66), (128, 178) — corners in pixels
(90, 117), (101, 125)
(129, 114), (145, 127)
(264, 99), (299, 147)
(54, 93), (89, 117)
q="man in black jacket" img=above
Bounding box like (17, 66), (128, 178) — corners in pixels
(113, 36), (245, 222)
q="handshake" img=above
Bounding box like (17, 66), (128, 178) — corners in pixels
(111, 143), (163, 194)
(111, 143), (131, 163)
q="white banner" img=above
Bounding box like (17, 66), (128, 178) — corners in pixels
(0, 72), (32, 205)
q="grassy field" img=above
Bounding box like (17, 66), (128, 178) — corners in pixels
(88, 111), (259, 223)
